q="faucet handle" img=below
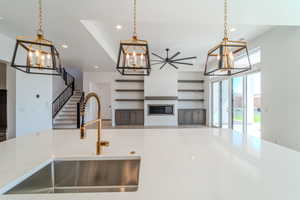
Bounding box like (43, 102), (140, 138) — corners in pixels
(100, 141), (110, 147)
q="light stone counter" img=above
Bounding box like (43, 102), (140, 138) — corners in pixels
(0, 128), (299, 199)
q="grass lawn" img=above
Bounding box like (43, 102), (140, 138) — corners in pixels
(233, 110), (261, 123)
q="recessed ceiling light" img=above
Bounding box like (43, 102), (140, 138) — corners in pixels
(61, 44), (68, 49)
(230, 27), (237, 32)
(115, 25), (123, 30)
(94, 65), (100, 69)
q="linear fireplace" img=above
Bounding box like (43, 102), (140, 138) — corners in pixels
(148, 105), (174, 115)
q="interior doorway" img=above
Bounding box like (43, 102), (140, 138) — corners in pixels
(0, 62), (7, 142)
(89, 82), (112, 120)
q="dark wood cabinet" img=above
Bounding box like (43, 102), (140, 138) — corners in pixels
(115, 109), (144, 126)
(0, 90), (7, 142)
(178, 109), (206, 125)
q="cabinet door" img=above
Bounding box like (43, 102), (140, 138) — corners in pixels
(192, 111), (199, 125)
(129, 111), (137, 125)
(115, 110), (144, 125)
(178, 110), (184, 125)
(184, 110), (193, 125)
(135, 110), (144, 125)
(115, 110), (130, 125)
(199, 110), (205, 125)
(178, 109), (206, 125)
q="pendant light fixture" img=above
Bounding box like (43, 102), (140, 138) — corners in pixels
(116, 0), (151, 76)
(204, 0), (251, 76)
(11, 0), (62, 76)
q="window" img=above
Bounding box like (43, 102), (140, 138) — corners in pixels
(232, 77), (244, 133)
(235, 47), (261, 68)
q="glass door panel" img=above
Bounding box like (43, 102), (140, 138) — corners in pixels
(221, 80), (229, 128)
(232, 77), (244, 132)
(247, 72), (261, 137)
(212, 82), (220, 127)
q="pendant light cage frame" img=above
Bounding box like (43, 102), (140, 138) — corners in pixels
(11, 0), (62, 76)
(204, 39), (252, 76)
(204, 0), (252, 76)
(116, 37), (151, 76)
(116, 0), (151, 76)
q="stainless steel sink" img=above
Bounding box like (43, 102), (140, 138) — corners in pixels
(5, 157), (141, 194)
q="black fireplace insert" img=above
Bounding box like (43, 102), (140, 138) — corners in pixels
(148, 105), (174, 115)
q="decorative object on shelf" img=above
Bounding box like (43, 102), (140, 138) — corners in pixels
(152, 48), (197, 69)
(116, 0), (151, 76)
(11, 0), (62, 76)
(204, 0), (251, 76)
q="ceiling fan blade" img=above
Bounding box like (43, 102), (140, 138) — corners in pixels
(169, 52), (181, 60)
(169, 63), (179, 69)
(151, 62), (164, 66)
(172, 56), (197, 62)
(151, 59), (164, 62)
(171, 61), (194, 66)
(160, 63), (167, 69)
(152, 53), (165, 60)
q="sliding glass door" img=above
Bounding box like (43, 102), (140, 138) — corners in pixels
(247, 72), (261, 137)
(212, 82), (220, 127)
(221, 80), (229, 128)
(232, 77), (244, 132)
(211, 72), (261, 137)
(212, 80), (229, 128)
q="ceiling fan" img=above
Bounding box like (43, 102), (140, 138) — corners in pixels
(151, 48), (197, 69)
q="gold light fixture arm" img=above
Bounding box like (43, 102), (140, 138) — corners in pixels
(224, 0), (228, 39)
(37, 0), (44, 38)
(133, 0), (137, 39)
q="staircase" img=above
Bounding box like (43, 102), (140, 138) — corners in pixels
(53, 90), (82, 129)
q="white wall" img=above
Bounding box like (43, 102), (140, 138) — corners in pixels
(0, 33), (16, 139)
(0, 32), (53, 137)
(16, 72), (53, 136)
(0, 33), (15, 62)
(65, 66), (83, 91)
(249, 26), (300, 151)
(144, 68), (178, 126)
(6, 65), (16, 139)
(144, 68), (178, 97)
(52, 75), (66, 100)
(83, 72), (115, 123)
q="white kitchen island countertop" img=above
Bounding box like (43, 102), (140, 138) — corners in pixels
(0, 128), (300, 200)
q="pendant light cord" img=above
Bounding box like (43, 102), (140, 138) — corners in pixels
(37, 0), (44, 36)
(133, 0), (137, 38)
(224, 0), (228, 39)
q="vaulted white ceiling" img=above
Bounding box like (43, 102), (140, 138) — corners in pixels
(0, 0), (298, 72)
